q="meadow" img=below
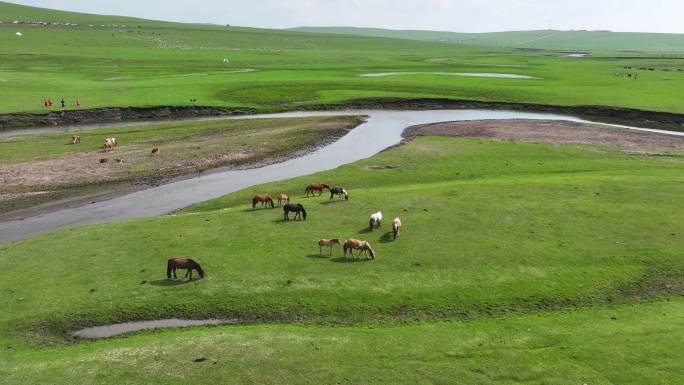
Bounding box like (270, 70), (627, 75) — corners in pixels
(3, 2), (684, 117)
(1, 133), (682, 383)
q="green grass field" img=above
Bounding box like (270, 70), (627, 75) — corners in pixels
(294, 26), (684, 52)
(1, 134), (682, 383)
(3, 1), (684, 116)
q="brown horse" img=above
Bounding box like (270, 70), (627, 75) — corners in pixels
(305, 183), (330, 197)
(392, 217), (402, 240)
(167, 257), (205, 280)
(99, 158), (108, 163)
(318, 239), (340, 256)
(115, 157), (126, 163)
(277, 193), (290, 207)
(71, 135), (81, 144)
(343, 239), (376, 260)
(252, 194), (275, 209)
(103, 139), (114, 152)
(151, 148), (160, 155)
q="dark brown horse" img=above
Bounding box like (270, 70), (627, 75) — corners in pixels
(167, 257), (205, 280)
(305, 183), (330, 197)
(283, 203), (307, 221)
(252, 194), (275, 209)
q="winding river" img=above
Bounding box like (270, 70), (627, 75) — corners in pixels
(1, 109), (682, 244)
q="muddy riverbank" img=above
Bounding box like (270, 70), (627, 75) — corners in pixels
(3, 99), (684, 133)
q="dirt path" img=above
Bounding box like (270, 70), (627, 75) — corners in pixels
(403, 119), (684, 152)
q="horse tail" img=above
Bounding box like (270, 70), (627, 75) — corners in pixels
(252, 197), (257, 208)
(369, 218), (374, 231)
(343, 242), (349, 255)
(167, 260), (173, 279)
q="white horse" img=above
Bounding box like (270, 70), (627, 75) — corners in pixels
(369, 211), (382, 231)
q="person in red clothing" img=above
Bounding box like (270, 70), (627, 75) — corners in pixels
(48, 99), (53, 107)
(44, 99), (48, 108)
(76, 98), (81, 107)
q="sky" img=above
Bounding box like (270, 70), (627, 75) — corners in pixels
(8, 0), (684, 34)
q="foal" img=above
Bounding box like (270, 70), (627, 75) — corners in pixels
(277, 193), (290, 207)
(167, 257), (205, 280)
(318, 239), (340, 256)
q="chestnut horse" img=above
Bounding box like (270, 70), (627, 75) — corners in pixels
(252, 194), (275, 209)
(167, 257), (205, 280)
(71, 135), (81, 144)
(277, 193), (290, 207)
(318, 239), (340, 256)
(283, 203), (307, 221)
(305, 183), (330, 197)
(392, 217), (402, 240)
(151, 148), (160, 155)
(343, 239), (376, 260)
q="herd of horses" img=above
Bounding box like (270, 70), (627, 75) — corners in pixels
(68, 134), (160, 164)
(167, 182), (404, 280)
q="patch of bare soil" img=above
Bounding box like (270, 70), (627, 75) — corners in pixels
(402, 119), (684, 152)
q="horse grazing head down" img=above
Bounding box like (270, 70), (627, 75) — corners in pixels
(369, 211), (382, 231)
(298, 204), (307, 220)
(193, 261), (205, 279)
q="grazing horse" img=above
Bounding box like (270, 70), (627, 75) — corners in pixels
(392, 217), (402, 240)
(71, 135), (81, 144)
(106, 137), (117, 147)
(283, 203), (307, 221)
(99, 158), (108, 163)
(151, 148), (160, 155)
(167, 257), (205, 280)
(115, 157), (126, 163)
(343, 239), (376, 260)
(369, 211), (383, 231)
(103, 139), (114, 152)
(277, 193), (290, 207)
(318, 239), (340, 256)
(252, 194), (275, 209)
(305, 183), (330, 197)
(329, 187), (349, 201)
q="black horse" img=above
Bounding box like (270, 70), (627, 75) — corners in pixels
(329, 187), (349, 201)
(283, 203), (307, 221)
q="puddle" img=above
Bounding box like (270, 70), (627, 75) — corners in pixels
(566, 53), (588, 58)
(359, 72), (538, 79)
(72, 318), (237, 339)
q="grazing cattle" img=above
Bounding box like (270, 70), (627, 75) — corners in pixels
(329, 187), (349, 201)
(151, 148), (160, 155)
(71, 135), (81, 144)
(392, 218), (402, 240)
(252, 194), (275, 209)
(115, 157), (125, 163)
(99, 158), (108, 163)
(283, 203), (307, 221)
(343, 239), (376, 260)
(103, 139), (114, 152)
(167, 257), (205, 280)
(369, 211), (383, 231)
(305, 183), (330, 197)
(318, 239), (340, 256)
(277, 193), (290, 207)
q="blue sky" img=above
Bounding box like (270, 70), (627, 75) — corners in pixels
(8, 0), (684, 33)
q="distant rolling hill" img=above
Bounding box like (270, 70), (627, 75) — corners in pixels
(292, 27), (684, 52)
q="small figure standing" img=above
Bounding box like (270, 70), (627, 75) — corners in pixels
(43, 99), (48, 108)
(60, 98), (65, 108)
(48, 99), (53, 107)
(76, 98), (81, 107)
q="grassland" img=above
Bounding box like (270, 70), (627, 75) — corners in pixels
(3, 2), (684, 118)
(0, 115), (363, 213)
(294, 27), (684, 52)
(1, 131), (682, 383)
